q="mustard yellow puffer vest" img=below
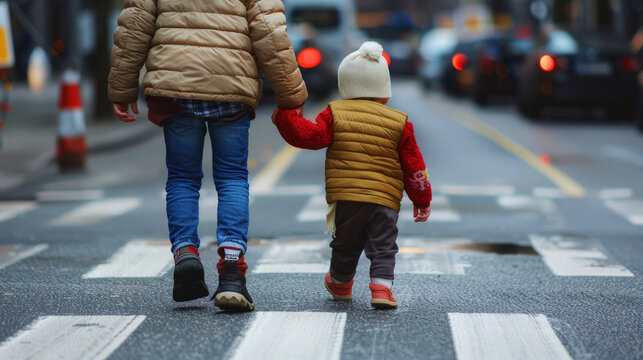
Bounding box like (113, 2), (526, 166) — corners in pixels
(326, 100), (408, 212)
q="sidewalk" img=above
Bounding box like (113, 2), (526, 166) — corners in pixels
(0, 82), (157, 193)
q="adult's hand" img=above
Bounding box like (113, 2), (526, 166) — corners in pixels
(113, 102), (139, 122)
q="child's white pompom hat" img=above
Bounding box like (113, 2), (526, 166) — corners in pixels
(338, 41), (391, 100)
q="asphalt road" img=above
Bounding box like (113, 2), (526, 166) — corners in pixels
(0, 80), (642, 360)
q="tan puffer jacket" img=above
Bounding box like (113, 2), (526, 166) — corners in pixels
(108, 0), (307, 109)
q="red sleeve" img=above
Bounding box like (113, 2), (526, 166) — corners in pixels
(398, 121), (432, 207)
(273, 107), (334, 150)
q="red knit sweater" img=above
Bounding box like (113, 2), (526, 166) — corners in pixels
(274, 107), (432, 208)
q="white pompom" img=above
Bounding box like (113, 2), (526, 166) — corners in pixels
(359, 41), (384, 62)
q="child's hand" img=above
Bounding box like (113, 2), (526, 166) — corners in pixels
(271, 105), (304, 124)
(413, 205), (431, 222)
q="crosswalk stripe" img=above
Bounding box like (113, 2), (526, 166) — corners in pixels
(448, 313), (572, 360)
(35, 189), (104, 202)
(253, 263), (329, 273)
(598, 188), (633, 200)
(0, 201), (37, 223)
(230, 312), (346, 360)
(0, 315), (145, 360)
(82, 240), (172, 278)
(0, 244), (48, 271)
(604, 199), (643, 225)
(497, 195), (556, 213)
(530, 235), (634, 277)
(50, 198), (142, 226)
(297, 195), (327, 222)
(399, 209), (461, 222)
(532, 187), (564, 198)
(297, 195), (461, 223)
(436, 185), (515, 196)
(252, 238), (473, 275)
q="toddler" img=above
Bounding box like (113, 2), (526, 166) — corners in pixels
(272, 42), (432, 309)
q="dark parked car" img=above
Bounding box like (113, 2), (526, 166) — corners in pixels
(517, 30), (638, 118)
(441, 38), (485, 95)
(471, 30), (534, 105)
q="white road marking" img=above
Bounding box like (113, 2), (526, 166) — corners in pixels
(297, 195), (327, 222)
(399, 209), (461, 222)
(82, 240), (173, 278)
(400, 195), (460, 222)
(436, 185), (515, 196)
(0, 244), (48, 271)
(0, 201), (37, 223)
(530, 235), (634, 277)
(35, 189), (104, 202)
(603, 145), (643, 168)
(396, 237), (472, 275)
(253, 241), (329, 274)
(230, 312), (346, 360)
(396, 252), (471, 275)
(598, 188), (633, 200)
(297, 194), (461, 223)
(497, 195), (556, 214)
(0, 315), (145, 360)
(448, 313), (572, 360)
(253, 263), (329, 273)
(532, 187), (564, 198)
(604, 199), (643, 225)
(253, 238), (473, 275)
(50, 198), (142, 226)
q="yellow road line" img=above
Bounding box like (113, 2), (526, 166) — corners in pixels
(250, 144), (300, 194)
(430, 98), (586, 197)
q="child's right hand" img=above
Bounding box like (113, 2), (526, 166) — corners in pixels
(271, 105), (304, 124)
(413, 205), (431, 222)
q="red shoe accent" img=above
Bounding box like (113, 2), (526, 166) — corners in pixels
(324, 273), (353, 301)
(217, 256), (248, 276)
(369, 283), (397, 309)
(173, 245), (199, 262)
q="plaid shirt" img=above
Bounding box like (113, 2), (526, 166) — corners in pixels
(174, 98), (247, 119)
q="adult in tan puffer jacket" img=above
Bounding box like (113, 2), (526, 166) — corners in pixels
(108, 0), (307, 312)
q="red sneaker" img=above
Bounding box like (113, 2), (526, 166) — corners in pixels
(369, 283), (397, 309)
(324, 273), (353, 301)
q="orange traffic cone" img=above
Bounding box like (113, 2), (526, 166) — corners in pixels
(56, 70), (87, 170)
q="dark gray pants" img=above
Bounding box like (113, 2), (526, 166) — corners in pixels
(329, 201), (399, 282)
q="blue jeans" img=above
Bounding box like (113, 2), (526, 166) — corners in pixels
(163, 110), (250, 254)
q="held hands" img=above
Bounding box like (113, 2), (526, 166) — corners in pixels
(272, 104), (304, 124)
(413, 204), (431, 222)
(113, 102), (139, 122)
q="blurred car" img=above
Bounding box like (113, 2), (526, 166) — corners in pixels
(291, 36), (336, 98)
(517, 30), (638, 118)
(418, 28), (457, 88)
(441, 38), (484, 95)
(470, 29), (534, 105)
(372, 37), (418, 76)
(283, 0), (367, 97)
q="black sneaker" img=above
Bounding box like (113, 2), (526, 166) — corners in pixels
(173, 246), (209, 302)
(212, 256), (255, 312)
